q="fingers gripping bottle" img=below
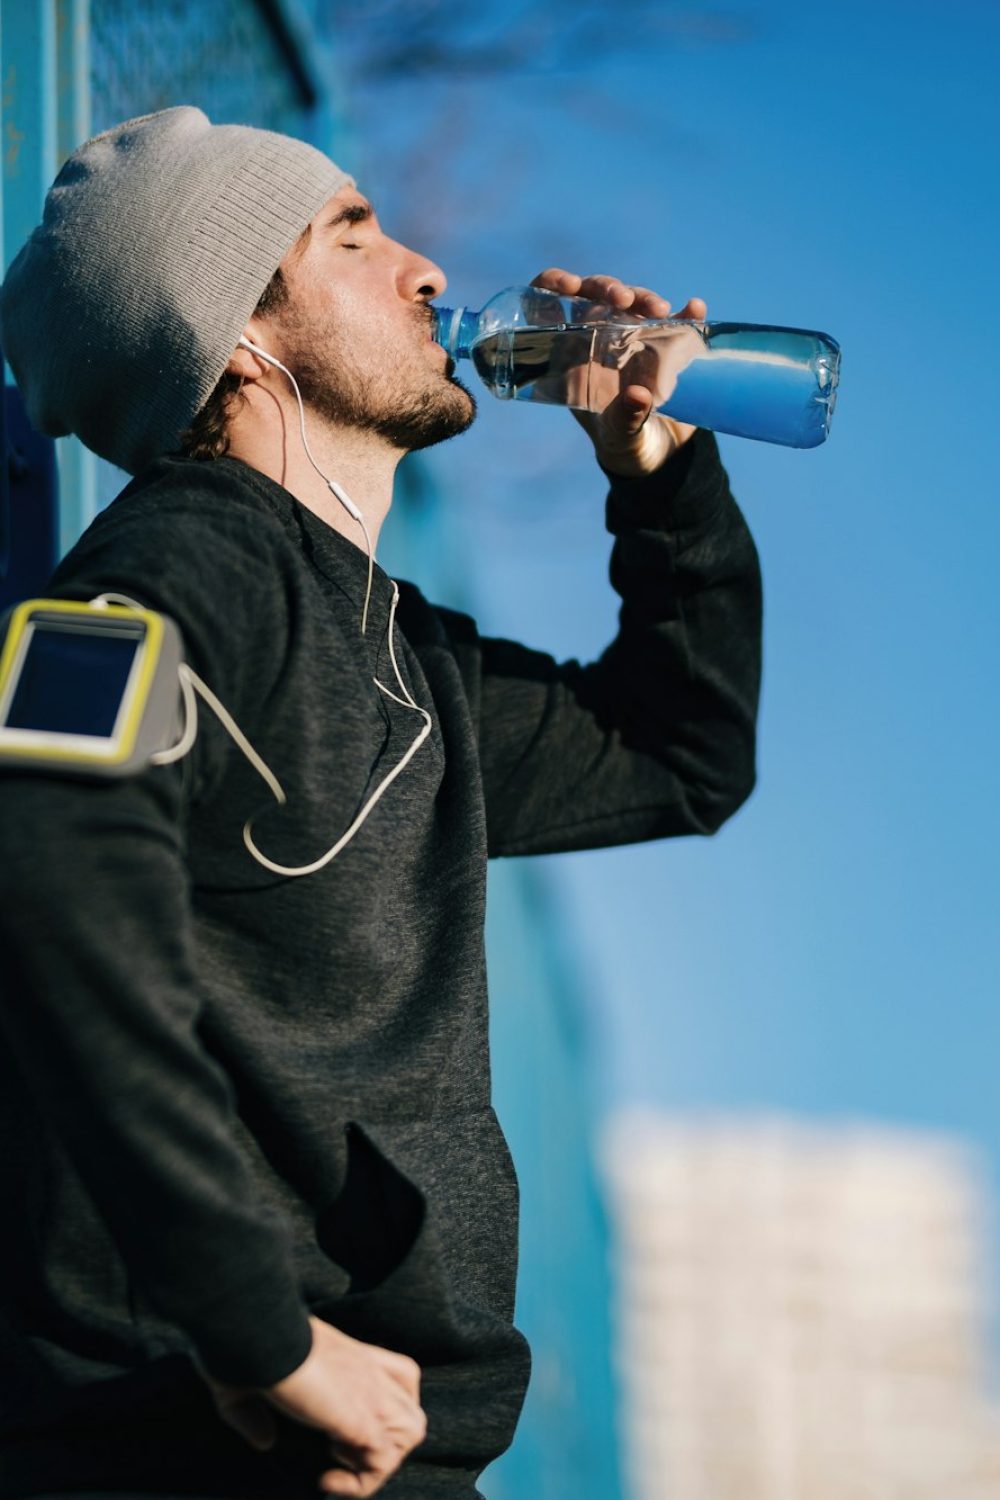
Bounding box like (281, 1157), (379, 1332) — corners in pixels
(433, 286), (841, 449)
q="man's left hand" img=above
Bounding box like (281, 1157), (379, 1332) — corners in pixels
(529, 268), (707, 479)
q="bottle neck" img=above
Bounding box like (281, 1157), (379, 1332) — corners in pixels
(431, 306), (479, 361)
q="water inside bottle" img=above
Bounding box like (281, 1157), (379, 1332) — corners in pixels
(471, 322), (839, 449)
(471, 325), (601, 404)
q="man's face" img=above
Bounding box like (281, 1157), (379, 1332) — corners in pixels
(258, 186), (476, 452)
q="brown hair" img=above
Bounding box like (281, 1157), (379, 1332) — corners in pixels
(178, 223), (311, 461)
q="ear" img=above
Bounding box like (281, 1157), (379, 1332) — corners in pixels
(225, 319), (276, 380)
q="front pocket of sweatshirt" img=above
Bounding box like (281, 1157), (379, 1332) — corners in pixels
(313, 1109), (530, 1462)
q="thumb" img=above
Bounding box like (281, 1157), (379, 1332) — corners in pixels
(589, 386), (655, 451)
(619, 384), (655, 435)
(213, 1390), (278, 1452)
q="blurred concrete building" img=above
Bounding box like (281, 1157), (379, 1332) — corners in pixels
(602, 1113), (1000, 1500)
(1, 5), (623, 1497)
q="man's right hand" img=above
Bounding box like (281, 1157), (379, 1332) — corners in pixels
(202, 1314), (428, 1497)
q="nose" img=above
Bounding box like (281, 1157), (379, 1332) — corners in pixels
(397, 242), (447, 303)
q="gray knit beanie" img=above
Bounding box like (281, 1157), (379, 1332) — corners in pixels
(0, 106), (353, 475)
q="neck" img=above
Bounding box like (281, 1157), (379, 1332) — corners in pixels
(224, 382), (401, 554)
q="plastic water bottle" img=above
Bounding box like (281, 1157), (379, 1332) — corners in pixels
(433, 286), (841, 449)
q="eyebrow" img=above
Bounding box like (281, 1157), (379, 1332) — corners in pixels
(326, 202), (375, 231)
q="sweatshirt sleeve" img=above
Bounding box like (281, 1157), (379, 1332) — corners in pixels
(0, 484), (313, 1388)
(466, 428), (763, 857)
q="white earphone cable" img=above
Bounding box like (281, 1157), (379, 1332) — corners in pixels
(238, 336), (376, 635)
(92, 336), (433, 879)
(243, 583), (432, 877)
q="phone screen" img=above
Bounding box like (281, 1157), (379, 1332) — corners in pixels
(5, 621), (143, 738)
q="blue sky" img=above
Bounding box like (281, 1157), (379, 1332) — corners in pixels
(352, 0), (1000, 1213)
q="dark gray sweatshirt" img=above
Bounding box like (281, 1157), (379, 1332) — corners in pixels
(0, 428), (761, 1498)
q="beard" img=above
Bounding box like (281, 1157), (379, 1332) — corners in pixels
(277, 312), (477, 452)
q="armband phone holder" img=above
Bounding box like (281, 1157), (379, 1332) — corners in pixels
(0, 598), (183, 777)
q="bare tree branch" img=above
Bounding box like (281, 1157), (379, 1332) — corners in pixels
(333, 1), (755, 81)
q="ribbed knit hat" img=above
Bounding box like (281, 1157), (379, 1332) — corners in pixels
(0, 106), (353, 475)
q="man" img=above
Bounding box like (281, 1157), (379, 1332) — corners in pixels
(0, 108), (761, 1499)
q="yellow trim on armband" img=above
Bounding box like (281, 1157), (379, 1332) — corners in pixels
(0, 599), (164, 767)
